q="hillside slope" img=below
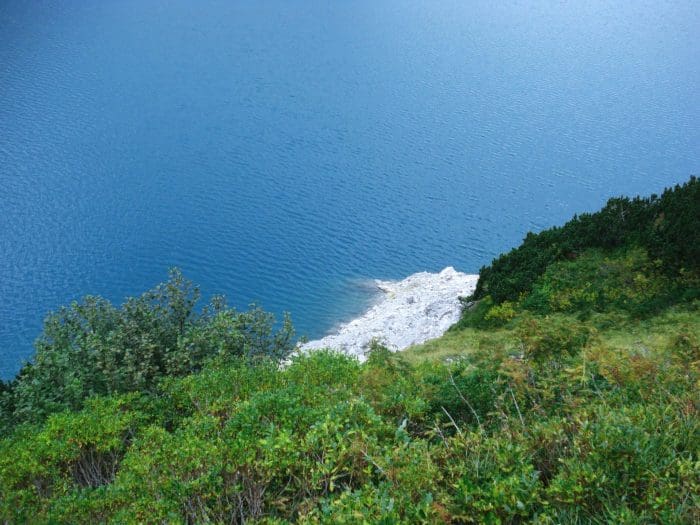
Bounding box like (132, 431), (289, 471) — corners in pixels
(1, 179), (698, 524)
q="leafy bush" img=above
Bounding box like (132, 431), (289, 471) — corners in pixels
(516, 315), (592, 363)
(1, 269), (295, 431)
(438, 432), (543, 523)
(668, 330), (700, 365)
(358, 342), (429, 423)
(546, 404), (700, 523)
(422, 359), (499, 429)
(522, 247), (672, 316)
(452, 296), (500, 330)
(0, 394), (153, 523)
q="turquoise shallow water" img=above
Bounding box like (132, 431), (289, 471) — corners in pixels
(1, 0), (699, 378)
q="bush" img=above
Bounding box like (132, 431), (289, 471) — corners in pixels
(1, 269), (296, 430)
(516, 315), (592, 363)
(522, 247), (671, 317)
(422, 360), (499, 430)
(546, 404), (700, 523)
(452, 296), (500, 330)
(358, 343), (429, 424)
(668, 330), (700, 365)
(0, 394), (152, 524)
(1, 339), (698, 523)
(438, 432), (543, 523)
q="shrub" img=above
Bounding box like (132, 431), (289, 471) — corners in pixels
(452, 296), (497, 330)
(1, 269), (296, 430)
(0, 394), (152, 523)
(516, 315), (592, 363)
(438, 432), (543, 523)
(546, 404), (700, 523)
(484, 301), (518, 325)
(422, 360), (499, 429)
(668, 330), (700, 365)
(358, 343), (429, 424)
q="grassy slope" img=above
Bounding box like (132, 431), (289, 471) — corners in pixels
(406, 305), (700, 365)
(407, 245), (700, 365)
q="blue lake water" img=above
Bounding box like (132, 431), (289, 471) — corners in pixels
(1, 0), (699, 378)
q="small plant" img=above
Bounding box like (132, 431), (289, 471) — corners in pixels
(516, 315), (592, 363)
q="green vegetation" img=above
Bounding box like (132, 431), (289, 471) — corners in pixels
(472, 176), (699, 305)
(1, 179), (698, 523)
(0, 269), (295, 433)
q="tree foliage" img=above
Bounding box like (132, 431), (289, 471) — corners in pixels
(0, 269), (295, 431)
(472, 176), (700, 305)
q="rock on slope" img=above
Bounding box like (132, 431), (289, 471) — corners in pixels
(301, 267), (478, 359)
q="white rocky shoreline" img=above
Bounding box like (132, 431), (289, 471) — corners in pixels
(300, 267), (478, 360)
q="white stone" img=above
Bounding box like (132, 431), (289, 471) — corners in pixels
(300, 267), (478, 360)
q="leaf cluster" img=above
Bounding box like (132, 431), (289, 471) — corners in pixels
(0, 269), (295, 431)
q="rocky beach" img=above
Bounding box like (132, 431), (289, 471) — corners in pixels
(301, 267), (478, 359)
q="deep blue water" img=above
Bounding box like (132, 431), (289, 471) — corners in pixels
(1, 1), (699, 378)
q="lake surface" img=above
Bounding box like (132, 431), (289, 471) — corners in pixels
(1, 0), (698, 378)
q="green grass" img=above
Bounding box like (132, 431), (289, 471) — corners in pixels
(407, 301), (700, 365)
